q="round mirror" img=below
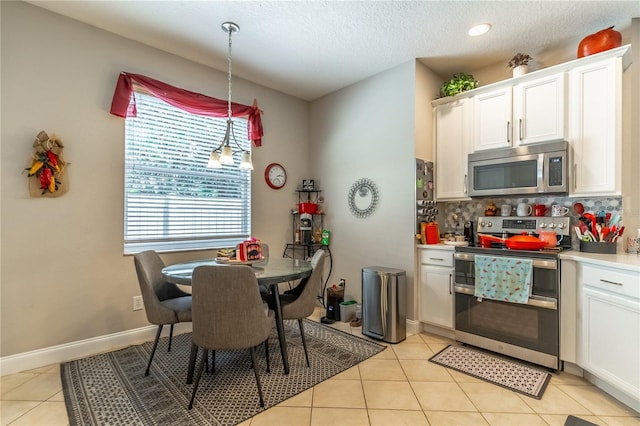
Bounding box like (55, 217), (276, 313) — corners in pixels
(348, 178), (379, 218)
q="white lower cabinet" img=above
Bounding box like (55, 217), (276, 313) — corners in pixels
(419, 247), (454, 329)
(579, 263), (640, 408)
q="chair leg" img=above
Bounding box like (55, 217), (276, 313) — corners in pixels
(145, 325), (163, 376)
(168, 324), (174, 352)
(186, 343), (198, 384)
(210, 350), (216, 375)
(188, 348), (208, 410)
(249, 346), (265, 407)
(264, 339), (270, 373)
(298, 319), (310, 367)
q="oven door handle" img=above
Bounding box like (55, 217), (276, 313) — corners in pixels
(454, 252), (475, 261)
(453, 252), (557, 270)
(454, 284), (557, 310)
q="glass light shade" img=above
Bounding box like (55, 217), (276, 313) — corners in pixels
(468, 23), (491, 36)
(239, 151), (253, 170)
(220, 145), (234, 165)
(207, 150), (222, 168)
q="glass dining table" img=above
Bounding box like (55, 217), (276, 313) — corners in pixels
(162, 257), (312, 376)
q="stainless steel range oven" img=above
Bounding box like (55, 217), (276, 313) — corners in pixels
(453, 216), (571, 370)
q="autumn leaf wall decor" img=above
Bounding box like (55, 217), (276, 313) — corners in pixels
(25, 130), (69, 197)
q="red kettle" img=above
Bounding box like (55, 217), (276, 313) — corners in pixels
(538, 230), (558, 248)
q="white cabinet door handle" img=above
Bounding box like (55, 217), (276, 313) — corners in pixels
(519, 118), (523, 141)
(600, 279), (623, 287)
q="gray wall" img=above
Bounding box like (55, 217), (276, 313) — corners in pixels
(0, 1), (309, 357)
(309, 60), (442, 320)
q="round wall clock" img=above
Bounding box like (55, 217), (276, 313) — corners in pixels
(264, 163), (287, 189)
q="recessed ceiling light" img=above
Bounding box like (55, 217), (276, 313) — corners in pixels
(468, 23), (492, 37)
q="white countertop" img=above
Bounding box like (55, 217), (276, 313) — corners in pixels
(416, 243), (455, 250)
(417, 244), (639, 273)
(559, 250), (640, 273)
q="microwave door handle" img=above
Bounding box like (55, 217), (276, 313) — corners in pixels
(538, 153), (547, 192)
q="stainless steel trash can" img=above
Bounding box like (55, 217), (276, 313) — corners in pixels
(361, 266), (406, 343)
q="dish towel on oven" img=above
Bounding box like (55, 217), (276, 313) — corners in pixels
(474, 255), (533, 304)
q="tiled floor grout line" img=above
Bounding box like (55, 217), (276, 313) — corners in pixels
(3, 308), (639, 426)
(547, 381), (597, 418)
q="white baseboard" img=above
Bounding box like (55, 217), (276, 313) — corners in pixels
(0, 323), (192, 376)
(583, 370), (640, 414)
(420, 322), (456, 340)
(561, 361), (584, 377)
(406, 319), (421, 335)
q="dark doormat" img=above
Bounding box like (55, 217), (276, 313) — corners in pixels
(564, 415), (600, 426)
(429, 344), (551, 399)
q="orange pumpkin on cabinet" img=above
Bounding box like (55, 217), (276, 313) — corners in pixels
(577, 26), (622, 58)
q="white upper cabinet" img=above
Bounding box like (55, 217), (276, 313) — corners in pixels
(473, 87), (512, 151)
(514, 73), (567, 145)
(432, 44), (630, 197)
(434, 99), (471, 200)
(472, 73), (567, 151)
(570, 57), (622, 196)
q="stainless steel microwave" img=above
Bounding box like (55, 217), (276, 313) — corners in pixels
(467, 140), (569, 197)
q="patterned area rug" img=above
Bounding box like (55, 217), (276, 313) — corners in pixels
(429, 345), (551, 399)
(61, 319), (384, 425)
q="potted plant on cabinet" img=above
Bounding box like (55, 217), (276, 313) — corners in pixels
(439, 73), (479, 98)
(508, 53), (533, 77)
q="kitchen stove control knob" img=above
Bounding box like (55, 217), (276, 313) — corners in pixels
(486, 222), (492, 228)
(539, 223), (547, 228)
(558, 223), (566, 229)
(549, 223), (557, 229)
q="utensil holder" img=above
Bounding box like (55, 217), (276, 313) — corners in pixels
(579, 241), (616, 254)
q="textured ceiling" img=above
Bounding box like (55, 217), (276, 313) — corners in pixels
(26, 1), (639, 101)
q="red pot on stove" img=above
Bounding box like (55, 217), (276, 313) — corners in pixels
(478, 233), (547, 250)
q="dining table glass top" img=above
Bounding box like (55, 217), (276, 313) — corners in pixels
(162, 257), (312, 287)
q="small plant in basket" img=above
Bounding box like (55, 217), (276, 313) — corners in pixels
(507, 53), (533, 69)
(439, 73), (478, 98)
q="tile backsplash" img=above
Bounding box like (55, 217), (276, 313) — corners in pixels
(439, 196), (622, 237)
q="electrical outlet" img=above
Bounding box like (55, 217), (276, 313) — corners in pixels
(133, 295), (143, 311)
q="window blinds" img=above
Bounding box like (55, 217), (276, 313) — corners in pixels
(124, 91), (251, 253)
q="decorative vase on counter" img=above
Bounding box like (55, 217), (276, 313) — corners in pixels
(512, 65), (529, 77)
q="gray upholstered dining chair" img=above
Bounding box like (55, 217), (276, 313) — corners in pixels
(133, 250), (192, 376)
(282, 248), (326, 298)
(188, 265), (274, 409)
(264, 249), (326, 368)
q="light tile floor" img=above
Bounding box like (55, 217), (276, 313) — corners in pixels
(2, 306), (639, 426)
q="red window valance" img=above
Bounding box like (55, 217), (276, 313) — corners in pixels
(110, 72), (263, 146)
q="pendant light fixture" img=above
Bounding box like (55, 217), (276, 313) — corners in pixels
(207, 21), (253, 170)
